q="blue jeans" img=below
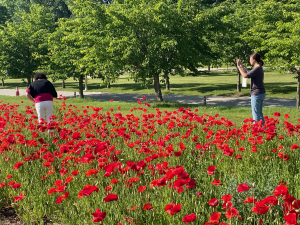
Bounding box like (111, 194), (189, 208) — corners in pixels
(251, 93), (265, 125)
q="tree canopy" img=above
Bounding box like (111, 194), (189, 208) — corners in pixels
(0, 5), (55, 84)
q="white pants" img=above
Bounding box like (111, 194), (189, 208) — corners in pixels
(35, 101), (53, 124)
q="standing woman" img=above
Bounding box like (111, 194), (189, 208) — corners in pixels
(237, 53), (266, 125)
(26, 72), (57, 124)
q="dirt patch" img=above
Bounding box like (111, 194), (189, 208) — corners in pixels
(0, 206), (58, 225)
(0, 206), (23, 225)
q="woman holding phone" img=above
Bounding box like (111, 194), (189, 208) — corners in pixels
(236, 52), (266, 125)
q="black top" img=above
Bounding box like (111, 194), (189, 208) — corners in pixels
(246, 66), (265, 95)
(28, 79), (57, 98)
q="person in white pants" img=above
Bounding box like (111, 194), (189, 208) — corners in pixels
(35, 101), (54, 124)
(26, 72), (57, 130)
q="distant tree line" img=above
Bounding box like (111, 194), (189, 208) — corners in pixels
(0, 0), (299, 107)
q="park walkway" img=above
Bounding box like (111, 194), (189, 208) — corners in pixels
(0, 89), (296, 108)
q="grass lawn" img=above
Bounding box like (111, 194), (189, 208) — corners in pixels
(0, 70), (297, 99)
(2, 96), (299, 126)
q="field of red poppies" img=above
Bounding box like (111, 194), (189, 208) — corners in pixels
(0, 97), (299, 225)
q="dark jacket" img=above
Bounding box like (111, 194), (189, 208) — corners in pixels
(28, 79), (57, 98)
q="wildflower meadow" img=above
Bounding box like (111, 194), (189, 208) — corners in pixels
(0, 97), (300, 225)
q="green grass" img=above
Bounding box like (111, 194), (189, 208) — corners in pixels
(1, 70), (297, 99)
(3, 96), (299, 125)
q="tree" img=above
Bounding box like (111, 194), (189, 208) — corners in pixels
(0, 5), (55, 85)
(0, 4), (10, 26)
(48, 1), (110, 98)
(1, 0), (71, 21)
(89, 0), (223, 101)
(217, 0), (255, 93)
(243, 0), (300, 108)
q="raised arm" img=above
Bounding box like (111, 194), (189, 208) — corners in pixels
(236, 59), (247, 78)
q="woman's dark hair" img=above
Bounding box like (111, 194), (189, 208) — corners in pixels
(34, 72), (47, 80)
(250, 52), (264, 66)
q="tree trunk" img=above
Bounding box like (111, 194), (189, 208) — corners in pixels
(78, 75), (84, 98)
(1, 78), (4, 87)
(208, 63), (210, 71)
(31, 75), (34, 83)
(27, 76), (31, 86)
(153, 73), (163, 102)
(297, 72), (300, 109)
(235, 64), (241, 92)
(107, 82), (110, 89)
(85, 75), (88, 91)
(62, 80), (65, 88)
(164, 72), (170, 91)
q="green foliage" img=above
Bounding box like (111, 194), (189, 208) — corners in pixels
(1, 0), (71, 22)
(243, 0), (300, 71)
(0, 4), (10, 26)
(0, 5), (55, 83)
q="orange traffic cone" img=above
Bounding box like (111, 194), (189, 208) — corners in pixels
(16, 86), (19, 96)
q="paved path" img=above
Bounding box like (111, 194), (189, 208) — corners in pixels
(0, 89), (296, 108)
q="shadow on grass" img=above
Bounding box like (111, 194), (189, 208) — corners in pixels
(120, 100), (240, 111)
(1, 78), (297, 98)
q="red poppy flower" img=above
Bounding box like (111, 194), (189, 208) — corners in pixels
(261, 196), (278, 206)
(47, 187), (56, 195)
(237, 183), (251, 192)
(12, 183), (21, 189)
(284, 213), (298, 225)
(196, 192), (203, 197)
(222, 202), (233, 209)
(174, 151), (182, 157)
(86, 169), (99, 177)
(291, 144), (299, 150)
(209, 212), (221, 223)
(54, 180), (63, 186)
(104, 185), (112, 192)
(103, 193), (118, 202)
(225, 208), (239, 219)
(13, 192), (26, 202)
(0, 182), (6, 188)
(284, 114), (290, 118)
(59, 168), (68, 176)
(143, 203), (153, 211)
(110, 178), (119, 184)
(207, 165), (216, 175)
(13, 162), (23, 170)
(211, 179), (222, 186)
(208, 198), (219, 207)
(91, 208), (106, 222)
(78, 185), (99, 199)
(138, 185), (146, 192)
(238, 147), (245, 152)
(273, 184), (288, 197)
(274, 112), (280, 117)
(235, 154), (242, 159)
(165, 203), (182, 216)
(251, 201), (270, 214)
(292, 200), (300, 209)
(221, 194), (232, 203)
(8, 181), (15, 186)
(182, 213), (197, 224)
(71, 171), (79, 176)
(55, 192), (69, 203)
(65, 177), (73, 183)
(6, 175), (12, 179)
(244, 196), (257, 203)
